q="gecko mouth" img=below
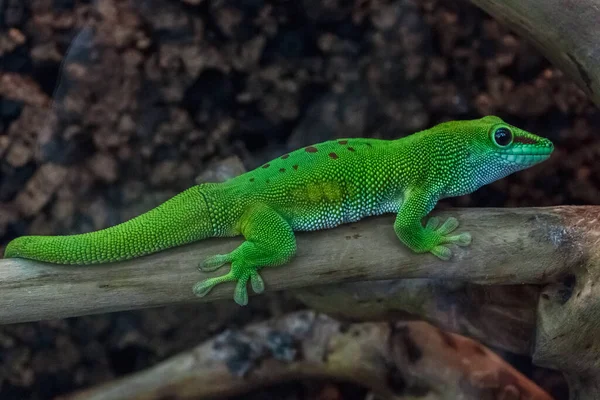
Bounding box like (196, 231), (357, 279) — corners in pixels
(499, 153), (551, 164)
(499, 137), (554, 165)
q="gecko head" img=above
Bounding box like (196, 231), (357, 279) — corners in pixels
(447, 115), (554, 190)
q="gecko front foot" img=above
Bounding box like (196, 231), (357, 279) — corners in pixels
(425, 216), (471, 260)
(193, 255), (265, 306)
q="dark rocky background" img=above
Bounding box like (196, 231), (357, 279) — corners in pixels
(0, 0), (591, 398)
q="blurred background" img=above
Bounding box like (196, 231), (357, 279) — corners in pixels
(0, 0), (591, 398)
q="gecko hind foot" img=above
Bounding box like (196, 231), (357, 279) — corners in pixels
(193, 259), (265, 306)
(199, 254), (231, 272)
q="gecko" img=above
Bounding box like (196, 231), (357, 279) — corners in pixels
(3, 116), (554, 305)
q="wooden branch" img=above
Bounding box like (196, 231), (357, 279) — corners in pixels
(58, 311), (554, 400)
(467, 0), (600, 107)
(533, 269), (600, 400)
(0, 206), (592, 325)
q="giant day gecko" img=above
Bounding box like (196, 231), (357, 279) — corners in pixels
(4, 116), (554, 305)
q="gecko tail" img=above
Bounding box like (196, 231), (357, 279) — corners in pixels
(4, 186), (214, 265)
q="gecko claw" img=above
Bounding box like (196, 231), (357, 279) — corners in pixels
(234, 279), (249, 306)
(250, 272), (265, 294)
(193, 270), (236, 298)
(193, 279), (216, 297)
(431, 245), (452, 260)
(424, 216), (471, 260)
(451, 232), (472, 246)
(436, 217), (459, 235)
(425, 216), (440, 230)
(199, 254), (230, 271)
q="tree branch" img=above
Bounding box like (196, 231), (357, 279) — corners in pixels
(0, 206), (590, 324)
(58, 311), (554, 400)
(467, 0), (600, 107)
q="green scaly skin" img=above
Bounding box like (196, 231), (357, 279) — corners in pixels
(4, 116), (554, 305)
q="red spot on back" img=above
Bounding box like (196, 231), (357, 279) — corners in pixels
(347, 147), (355, 152)
(262, 163), (270, 169)
(338, 140), (348, 145)
(293, 165), (299, 170)
(514, 136), (537, 145)
(329, 152), (338, 159)
(305, 146), (318, 153)
(281, 154), (290, 159)
(279, 168), (286, 172)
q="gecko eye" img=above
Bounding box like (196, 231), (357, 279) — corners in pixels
(492, 127), (512, 147)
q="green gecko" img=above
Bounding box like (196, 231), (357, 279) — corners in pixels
(4, 116), (554, 305)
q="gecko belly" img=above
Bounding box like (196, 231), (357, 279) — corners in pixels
(287, 198), (401, 232)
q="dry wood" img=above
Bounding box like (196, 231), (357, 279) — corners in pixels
(467, 0), (600, 107)
(0, 206), (587, 325)
(58, 311), (554, 400)
(2, 202), (596, 396)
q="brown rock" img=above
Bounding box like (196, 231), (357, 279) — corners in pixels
(31, 334), (80, 373)
(93, 127), (129, 150)
(0, 203), (19, 237)
(150, 161), (179, 186)
(122, 49), (144, 74)
(0, 73), (51, 107)
(7, 29), (26, 45)
(0, 136), (11, 158)
(87, 153), (119, 183)
(196, 156), (245, 184)
(52, 189), (75, 225)
(117, 114), (136, 135)
(505, 84), (552, 116)
(15, 164), (68, 217)
(7, 106), (57, 153)
(212, 6), (243, 38)
(28, 214), (53, 236)
(6, 141), (33, 168)
(122, 180), (146, 204)
(230, 36), (266, 72)
(0, 31), (23, 55)
(87, 199), (110, 230)
(51, 14), (74, 30)
(259, 90), (300, 122)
